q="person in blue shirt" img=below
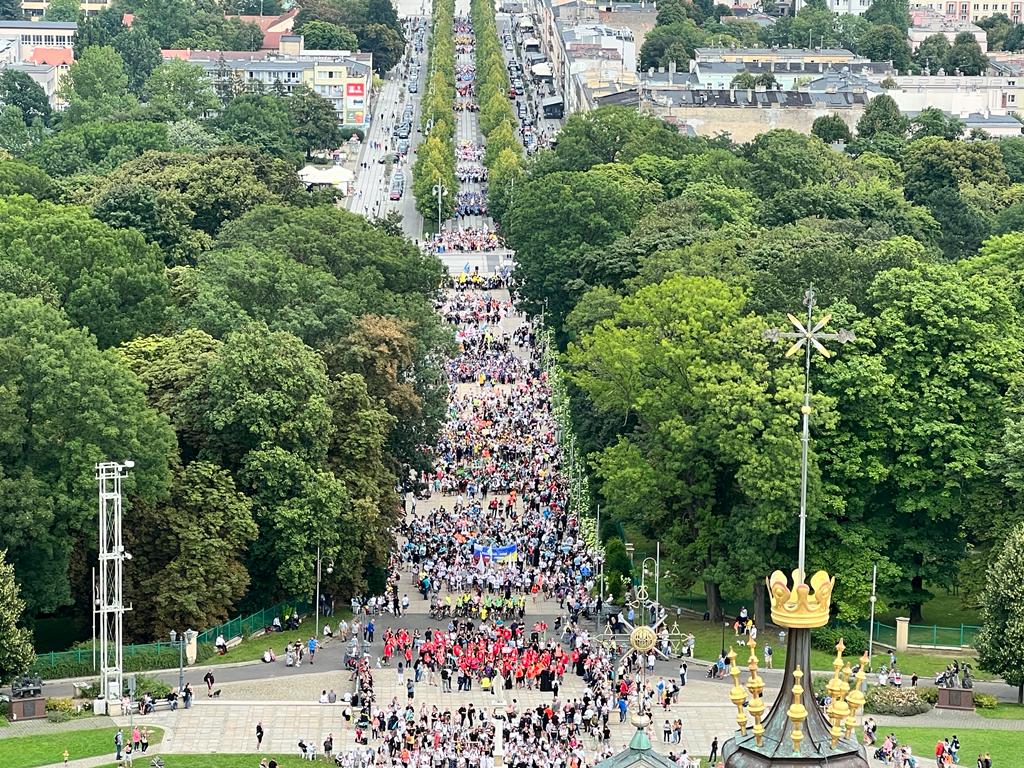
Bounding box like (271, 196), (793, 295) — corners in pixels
(308, 636), (318, 665)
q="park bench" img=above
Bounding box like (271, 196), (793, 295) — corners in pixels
(224, 636), (243, 651)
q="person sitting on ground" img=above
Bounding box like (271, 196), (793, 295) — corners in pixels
(215, 633), (228, 655)
(323, 623), (333, 639)
(262, 648), (276, 663)
(271, 616), (282, 632)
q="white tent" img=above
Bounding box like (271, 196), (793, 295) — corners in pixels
(531, 62), (553, 80)
(299, 164), (355, 192)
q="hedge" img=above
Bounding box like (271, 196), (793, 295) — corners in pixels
(29, 642), (215, 680)
(811, 624), (870, 656)
(863, 684), (932, 716)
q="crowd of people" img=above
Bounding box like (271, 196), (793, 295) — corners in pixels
(455, 190), (488, 217)
(456, 162), (488, 182)
(427, 227), (503, 253)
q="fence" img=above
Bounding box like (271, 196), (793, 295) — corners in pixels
(196, 600), (309, 646)
(908, 623), (980, 649)
(31, 600), (310, 677)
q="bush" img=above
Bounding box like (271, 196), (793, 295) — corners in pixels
(973, 692), (998, 709)
(133, 674), (172, 699)
(811, 625), (869, 655)
(45, 697), (75, 714)
(917, 686), (938, 704)
(30, 642), (214, 680)
(46, 710), (72, 723)
(863, 685), (932, 716)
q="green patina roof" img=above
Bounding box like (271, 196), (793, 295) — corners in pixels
(594, 722), (681, 768)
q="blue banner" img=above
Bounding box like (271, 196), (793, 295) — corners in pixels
(473, 543), (518, 563)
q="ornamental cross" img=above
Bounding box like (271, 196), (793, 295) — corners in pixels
(763, 286), (854, 585)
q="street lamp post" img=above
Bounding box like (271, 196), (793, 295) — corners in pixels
(867, 564), (878, 668)
(722, 620), (729, 656)
(170, 630), (184, 694)
(315, 545), (334, 638)
(432, 177), (448, 233)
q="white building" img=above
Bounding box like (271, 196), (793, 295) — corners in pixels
(164, 35), (373, 127)
(908, 9), (988, 53)
(0, 20), (76, 60)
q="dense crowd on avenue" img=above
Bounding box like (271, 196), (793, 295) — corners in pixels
(455, 191), (488, 217)
(427, 227), (502, 253)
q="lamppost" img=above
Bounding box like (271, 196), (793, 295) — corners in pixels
(315, 545), (334, 638)
(169, 629), (196, 696)
(432, 178), (449, 233)
(867, 564), (878, 669)
(721, 620), (729, 656)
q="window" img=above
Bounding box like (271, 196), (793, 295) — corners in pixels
(1010, 94), (1017, 103)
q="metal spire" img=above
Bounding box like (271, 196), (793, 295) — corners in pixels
(764, 286), (854, 585)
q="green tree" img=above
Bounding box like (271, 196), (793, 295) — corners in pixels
(860, 24), (912, 72)
(902, 136), (1007, 202)
(913, 33), (952, 74)
(0, 550), (33, 684)
(124, 461), (257, 640)
(44, 0), (79, 21)
(143, 59), (219, 119)
(215, 93), (301, 162)
(0, 0), (22, 19)
(357, 23), (403, 74)
(977, 13), (1014, 51)
(72, 6), (123, 55)
(602, 538), (632, 602)
(0, 159), (52, 198)
(863, 0), (910, 32)
(820, 265), (1024, 620)
(910, 107), (965, 140)
(0, 105), (30, 155)
(298, 20), (359, 50)
(287, 85), (343, 157)
(975, 521), (1024, 702)
(113, 28), (164, 94)
(857, 94), (908, 138)
(26, 120), (169, 177)
(812, 113), (853, 143)
(0, 295), (174, 615)
(0, 196), (169, 346)
(507, 167), (661, 330)
(549, 106), (691, 171)
(366, 0), (401, 33)
(947, 31), (989, 75)
(742, 129), (839, 200)
(567, 276), (806, 622)
(638, 20), (705, 71)
(58, 45), (137, 125)
(0, 69), (51, 126)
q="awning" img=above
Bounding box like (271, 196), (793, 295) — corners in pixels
(531, 62), (553, 78)
(298, 164), (355, 188)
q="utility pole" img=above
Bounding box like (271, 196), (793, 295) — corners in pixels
(97, 460), (134, 709)
(432, 177), (449, 233)
(867, 564), (878, 668)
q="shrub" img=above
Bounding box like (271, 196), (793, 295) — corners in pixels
(973, 692), (998, 709)
(30, 642), (214, 680)
(863, 685), (932, 716)
(917, 686), (938, 704)
(132, 674), (171, 699)
(45, 697), (75, 714)
(811, 625), (870, 655)
(46, 710), (72, 723)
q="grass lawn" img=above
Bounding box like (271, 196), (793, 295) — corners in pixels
(206, 611), (351, 666)
(668, 617), (991, 680)
(976, 702), (1024, 720)
(0, 726), (163, 768)
(881, 728), (1015, 766)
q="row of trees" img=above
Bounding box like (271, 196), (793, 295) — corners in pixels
(502, 106), (1024, 628)
(470, 0), (523, 225)
(413, 0), (457, 224)
(0, 4), (448, 652)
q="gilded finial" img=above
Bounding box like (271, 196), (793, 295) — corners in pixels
(845, 651), (869, 739)
(745, 636), (766, 747)
(787, 665), (808, 755)
(825, 639), (852, 747)
(728, 648), (747, 734)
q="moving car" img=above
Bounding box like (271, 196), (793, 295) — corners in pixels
(389, 173), (405, 200)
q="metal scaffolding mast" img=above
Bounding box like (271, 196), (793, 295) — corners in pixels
(96, 460), (133, 703)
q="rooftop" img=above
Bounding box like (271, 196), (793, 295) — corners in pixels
(0, 20), (78, 30)
(647, 88), (870, 108)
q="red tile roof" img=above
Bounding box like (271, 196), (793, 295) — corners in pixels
(28, 47), (73, 66)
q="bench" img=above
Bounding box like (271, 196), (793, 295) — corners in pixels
(224, 636), (243, 651)
(250, 628), (267, 640)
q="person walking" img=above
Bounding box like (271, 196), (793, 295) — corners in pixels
(183, 682), (193, 709)
(140, 728), (149, 753)
(709, 736), (719, 765)
(308, 635), (318, 665)
(204, 669), (215, 697)
(256, 721), (264, 750)
(114, 729), (124, 761)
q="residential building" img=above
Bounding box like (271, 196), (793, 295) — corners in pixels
(889, 74), (1024, 112)
(694, 47), (861, 65)
(20, 0), (109, 19)
(911, 0), (1022, 23)
(635, 86), (871, 142)
(908, 9), (987, 53)
(163, 35), (373, 127)
(0, 20), (76, 60)
(678, 58), (894, 90)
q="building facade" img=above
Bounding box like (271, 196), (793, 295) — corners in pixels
(164, 35), (372, 127)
